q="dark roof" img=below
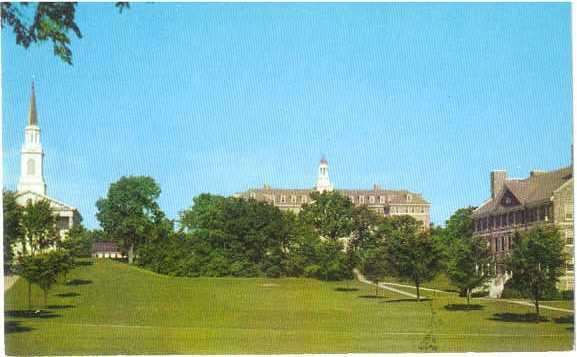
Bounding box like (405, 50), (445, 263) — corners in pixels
(474, 166), (573, 216)
(92, 241), (121, 253)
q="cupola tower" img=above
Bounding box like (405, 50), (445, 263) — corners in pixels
(315, 156), (333, 192)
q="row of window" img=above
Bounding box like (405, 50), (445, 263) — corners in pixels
(250, 192), (423, 209)
(474, 205), (552, 232)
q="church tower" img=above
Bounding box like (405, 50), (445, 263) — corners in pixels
(17, 82), (46, 195)
(315, 156), (333, 193)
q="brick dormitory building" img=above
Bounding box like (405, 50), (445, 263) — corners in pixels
(472, 164), (574, 291)
(236, 157), (431, 228)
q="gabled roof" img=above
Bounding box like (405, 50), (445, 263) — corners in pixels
(15, 190), (78, 211)
(473, 166), (573, 216)
(92, 241), (121, 253)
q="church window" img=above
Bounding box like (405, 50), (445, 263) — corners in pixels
(26, 158), (35, 175)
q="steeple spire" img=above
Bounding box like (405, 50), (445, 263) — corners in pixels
(28, 81), (38, 126)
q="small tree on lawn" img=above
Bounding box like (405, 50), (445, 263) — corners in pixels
(506, 227), (565, 321)
(383, 216), (444, 301)
(18, 249), (74, 309)
(446, 235), (494, 307)
(361, 247), (388, 296)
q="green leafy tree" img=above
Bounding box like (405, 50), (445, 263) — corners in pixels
(446, 235), (494, 306)
(361, 247), (388, 296)
(1, 2), (129, 65)
(299, 191), (354, 241)
(506, 227), (565, 321)
(59, 224), (93, 257)
(3, 190), (23, 272)
(18, 249), (74, 308)
(442, 207), (476, 245)
(20, 199), (58, 256)
(383, 216), (444, 301)
(96, 176), (169, 264)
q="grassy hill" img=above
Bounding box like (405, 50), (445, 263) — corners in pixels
(4, 259), (574, 354)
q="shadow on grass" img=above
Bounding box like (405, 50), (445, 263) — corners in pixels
(65, 279), (92, 286)
(444, 304), (484, 311)
(46, 304), (74, 310)
(55, 292), (80, 298)
(554, 315), (574, 324)
(4, 321), (35, 334)
(335, 287), (359, 292)
(358, 295), (386, 299)
(490, 312), (549, 323)
(5, 310), (60, 319)
(383, 298), (431, 303)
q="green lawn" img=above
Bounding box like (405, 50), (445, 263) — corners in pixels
(4, 260), (574, 355)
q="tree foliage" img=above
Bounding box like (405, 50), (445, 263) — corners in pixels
(299, 191), (355, 241)
(18, 249), (75, 308)
(506, 227), (565, 320)
(1, 2), (129, 64)
(3, 190), (23, 272)
(96, 176), (170, 264)
(20, 199), (58, 255)
(446, 235), (494, 305)
(382, 216), (443, 301)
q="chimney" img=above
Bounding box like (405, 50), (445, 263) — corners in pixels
(491, 170), (507, 199)
(530, 170), (545, 177)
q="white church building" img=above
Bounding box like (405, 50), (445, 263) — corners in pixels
(15, 83), (82, 237)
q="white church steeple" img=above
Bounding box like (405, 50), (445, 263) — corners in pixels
(17, 81), (46, 195)
(315, 155), (333, 193)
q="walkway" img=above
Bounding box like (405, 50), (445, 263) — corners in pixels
(353, 270), (421, 299)
(354, 271), (573, 313)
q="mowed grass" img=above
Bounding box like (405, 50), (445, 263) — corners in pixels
(4, 260), (575, 355)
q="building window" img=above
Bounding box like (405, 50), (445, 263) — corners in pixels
(369, 196), (375, 204)
(301, 195), (307, 203)
(290, 195), (297, 203)
(566, 230), (574, 245)
(281, 195), (286, 203)
(407, 194), (412, 202)
(380, 196), (386, 203)
(359, 196), (365, 204)
(565, 204), (573, 221)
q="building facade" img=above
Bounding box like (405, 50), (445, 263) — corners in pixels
(14, 83), (82, 240)
(472, 165), (574, 291)
(236, 158), (431, 227)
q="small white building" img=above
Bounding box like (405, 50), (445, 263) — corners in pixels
(92, 241), (123, 259)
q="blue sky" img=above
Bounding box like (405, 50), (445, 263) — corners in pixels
(2, 3), (573, 229)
